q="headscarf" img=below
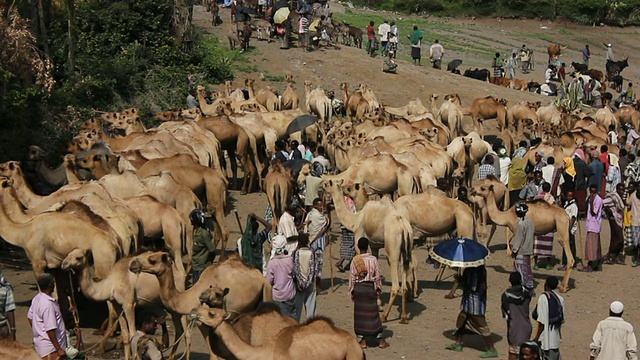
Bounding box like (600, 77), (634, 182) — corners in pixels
(573, 148), (585, 160)
(497, 147), (508, 158)
(609, 153), (620, 168)
(563, 157), (576, 178)
(513, 147), (527, 159)
(272, 235), (287, 255)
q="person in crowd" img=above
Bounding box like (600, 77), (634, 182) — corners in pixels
(545, 64), (555, 82)
(626, 82), (635, 103)
(304, 198), (330, 294)
(388, 21), (398, 58)
(240, 212), (272, 271)
(273, 140), (289, 162)
(583, 44), (591, 67)
(378, 20), (390, 56)
(532, 183), (555, 270)
(349, 237), (389, 349)
(520, 170), (545, 201)
(603, 184), (626, 265)
(509, 143), (529, 207)
(590, 301), (637, 360)
(293, 233), (317, 323)
(559, 191), (579, 271)
(267, 235), (296, 319)
(532, 276), (565, 360)
(541, 157), (556, 185)
(131, 307), (169, 360)
(519, 341), (542, 359)
(492, 52), (503, 83)
(298, 12), (310, 52)
(0, 265), (15, 340)
(445, 265), (498, 358)
(456, 187), (473, 207)
(478, 155), (497, 179)
(186, 88), (198, 109)
(581, 184), (604, 272)
(288, 140), (303, 160)
(408, 26), (423, 66)
(628, 186), (640, 267)
(190, 209), (215, 284)
(557, 62), (566, 82)
(561, 156), (576, 195)
(278, 204), (300, 255)
(609, 124), (618, 144)
(601, 145), (611, 176)
(619, 149), (629, 183)
(604, 42), (614, 61)
(312, 146), (331, 172)
(526, 150), (547, 176)
(336, 192), (357, 273)
(501, 272), (532, 360)
(504, 52), (517, 79)
(498, 147), (511, 185)
(588, 150), (605, 193)
(606, 153), (622, 194)
(27, 274), (68, 359)
(304, 141), (315, 161)
(382, 52), (398, 73)
(511, 203), (534, 291)
(429, 39), (445, 70)
(574, 149), (590, 215)
(366, 21), (375, 53)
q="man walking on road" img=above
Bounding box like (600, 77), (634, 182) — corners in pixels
(590, 301), (637, 360)
(429, 39), (445, 69)
(532, 276), (565, 360)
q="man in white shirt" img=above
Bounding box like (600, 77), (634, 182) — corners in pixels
(311, 146), (331, 172)
(533, 276), (565, 360)
(497, 147), (511, 185)
(304, 198), (330, 293)
(377, 20), (390, 56)
(278, 205), (299, 255)
(590, 301), (638, 360)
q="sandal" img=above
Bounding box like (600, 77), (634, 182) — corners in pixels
(545, 265), (554, 270)
(479, 350), (499, 358)
(445, 343), (463, 352)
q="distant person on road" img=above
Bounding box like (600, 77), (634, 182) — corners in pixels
(604, 42), (614, 61)
(408, 25), (423, 66)
(504, 53), (517, 79)
(378, 20), (390, 56)
(492, 52), (503, 84)
(366, 21), (375, 53)
(583, 44), (591, 67)
(388, 21), (398, 58)
(429, 39), (445, 69)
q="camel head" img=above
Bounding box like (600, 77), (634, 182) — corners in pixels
(120, 107), (139, 118)
(444, 93), (461, 104)
(189, 306), (229, 329)
(452, 167), (466, 182)
(285, 74), (293, 83)
(0, 161), (21, 179)
(419, 128), (438, 142)
(196, 85), (206, 94)
(27, 145), (46, 161)
(100, 112), (119, 124)
(154, 108), (182, 122)
(343, 182), (364, 199)
(199, 286), (229, 308)
(320, 178), (344, 197)
(430, 93), (439, 101)
(129, 251), (172, 275)
(179, 107), (200, 120)
(75, 154), (105, 174)
(81, 118), (102, 130)
(61, 248), (90, 271)
(0, 176), (13, 189)
(462, 136), (473, 149)
(470, 183), (495, 198)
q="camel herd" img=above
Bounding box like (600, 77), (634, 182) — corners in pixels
(2, 73), (640, 359)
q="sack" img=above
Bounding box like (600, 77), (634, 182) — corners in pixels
(532, 291), (564, 329)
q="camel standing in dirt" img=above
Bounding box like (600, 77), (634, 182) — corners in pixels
(305, 81), (332, 123)
(438, 94), (465, 137)
(472, 184), (574, 292)
(61, 250), (186, 360)
(323, 179), (414, 324)
(129, 252), (273, 360)
(281, 75), (299, 110)
(191, 306), (365, 360)
(468, 177), (508, 241)
(255, 85), (281, 112)
(466, 96), (508, 138)
(263, 161), (293, 228)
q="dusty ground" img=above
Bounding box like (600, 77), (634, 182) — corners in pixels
(4, 3), (640, 359)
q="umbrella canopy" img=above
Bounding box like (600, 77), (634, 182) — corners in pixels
(429, 237), (489, 268)
(286, 114), (320, 135)
(273, 7), (290, 24)
(447, 59), (463, 71)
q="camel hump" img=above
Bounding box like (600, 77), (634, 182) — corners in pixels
(253, 302), (284, 315)
(304, 315), (335, 327)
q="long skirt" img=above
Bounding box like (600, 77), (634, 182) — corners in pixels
(632, 226), (640, 247)
(608, 221), (624, 256)
(533, 233), (554, 257)
(585, 232), (602, 261)
(411, 46), (421, 59)
(311, 234), (326, 278)
(340, 227), (356, 261)
(575, 188), (587, 216)
(515, 255), (534, 290)
(353, 281), (383, 337)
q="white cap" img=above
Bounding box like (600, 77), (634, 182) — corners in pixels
(610, 301), (624, 314)
(272, 235), (287, 250)
(607, 43), (612, 47)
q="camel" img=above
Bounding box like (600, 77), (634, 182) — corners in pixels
(136, 155), (229, 249)
(468, 177), (508, 241)
(341, 82), (369, 120)
(384, 98), (430, 119)
(323, 179), (414, 324)
(263, 160), (293, 228)
(390, 137), (452, 179)
(192, 306), (364, 360)
(467, 96), (508, 138)
(616, 106), (640, 130)
(508, 102), (539, 133)
(196, 296), (297, 359)
(536, 103), (564, 126)
(594, 105), (618, 131)
(129, 252), (273, 360)
(27, 145), (89, 186)
(255, 85), (281, 112)
(305, 81), (332, 123)
(281, 75), (299, 110)
(471, 184), (574, 292)
(63, 154), (82, 184)
(61, 250), (186, 360)
(323, 152), (418, 197)
(438, 94), (465, 138)
(0, 339), (40, 360)
(0, 177), (120, 279)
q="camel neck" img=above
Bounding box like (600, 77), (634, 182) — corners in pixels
(485, 190), (515, 230)
(215, 320), (263, 360)
(327, 186), (358, 231)
(0, 204), (29, 247)
(78, 264), (111, 300)
(11, 172), (43, 208)
(155, 265), (202, 314)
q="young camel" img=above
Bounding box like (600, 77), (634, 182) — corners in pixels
(281, 75), (299, 110)
(263, 160), (293, 228)
(322, 179), (414, 324)
(61, 250), (186, 360)
(191, 306), (365, 360)
(471, 184), (574, 292)
(129, 252), (273, 360)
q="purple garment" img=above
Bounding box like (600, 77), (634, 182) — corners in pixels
(266, 255), (296, 302)
(586, 194), (604, 233)
(27, 292), (67, 357)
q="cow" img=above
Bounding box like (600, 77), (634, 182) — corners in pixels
(547, 44), (568, 63)
(571, 61), (588, 73)
(463, 68), (490, 82)
(610, 75), (624, 92)
(606, 57), (629, 79)
(528, 81), (541, 94)
(588, 69), (604, 82)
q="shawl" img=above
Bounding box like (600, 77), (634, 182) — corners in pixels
(563, 157), (576, 178)
(410, 29), (423, 45)
(352, 254), (368, 279)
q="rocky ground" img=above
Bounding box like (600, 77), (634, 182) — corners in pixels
(3, 3), (640, 359)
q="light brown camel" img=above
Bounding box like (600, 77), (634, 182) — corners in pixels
(129, 252), (273, 360)
(508, 102), (539, 134)
(616, 106), (640, 130)
(281, 75), (299, 110)
(27, 145), (88, 186)
(468, 177), (508, 241)
(0, 339), (41, 360)
(0, 177), (120, 279)
(466, 96), (508, 138)
(384, 98), (430, 118)
(323, 179), (414, 324)
(255, 85), (281, 112)
(471, 184), (574, 292)
(63, 154), (82, 184)
(263, 160), (293, 228)
(305, 81), (332, 123)
(198, 294), (297, 359)
(136, 155), (229, 250)
(191, 306), (365, 360)
(437, 94), (465, 137)
(61, 250), (186, 360)
(341, 82), (368, 121)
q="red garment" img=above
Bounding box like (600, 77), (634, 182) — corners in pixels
(600, 152), (610, 174)
(366, 25), (375, 39)
(558, 66), (566, 81)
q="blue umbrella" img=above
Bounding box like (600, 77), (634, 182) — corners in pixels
(429, 237), (489, 268)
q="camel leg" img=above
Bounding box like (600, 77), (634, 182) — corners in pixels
(121, 302), (135, 360)
(198, 324), (217, 360)
(167, 313), (186, 360)
(381, 258), (407, 323)
(228, 151), (239, 191)
(94, 301), (118, 355)
(485, 224), (498, 248)
(557, 227), (574, 292)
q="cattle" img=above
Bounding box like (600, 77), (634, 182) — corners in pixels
(571, 61), (588, 73)
(606, 57), (629, 78)
(547, 44), (567, 62)
(588, 69), (604, 82)
(463, 68), (490, 82)
(528, 81), (541, 93)
(610, 75), (624, 92)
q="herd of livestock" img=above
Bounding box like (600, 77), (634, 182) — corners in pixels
(2, 71), (640, 358)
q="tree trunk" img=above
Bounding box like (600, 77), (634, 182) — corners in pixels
(37, 0), (49, 55)
(67, 0), (77, 73)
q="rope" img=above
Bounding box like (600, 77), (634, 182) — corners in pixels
(161, 314), (198, 360)
(81, 309), (124, 356)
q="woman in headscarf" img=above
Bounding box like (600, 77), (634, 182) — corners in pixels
(606, 153), (621, 193)
(561, 157), (576, 195)
(508, 143), (528, 207)
(266, 235), (297, 319)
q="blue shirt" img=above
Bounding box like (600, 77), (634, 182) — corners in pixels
(589, 160), (605, 193)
